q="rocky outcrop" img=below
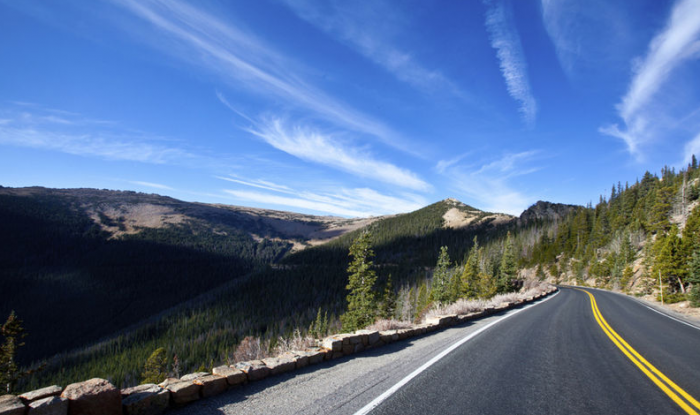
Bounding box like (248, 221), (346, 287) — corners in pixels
(27, 396), (68, 415)
(20, 385), (62, 404)
(121, 384), (169, 415)
(0, 395), (25, 415)
(61, 378), (121, 415)
(518, 201), (578, 225)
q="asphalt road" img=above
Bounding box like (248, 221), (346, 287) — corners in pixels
(169, 288), (700, 415)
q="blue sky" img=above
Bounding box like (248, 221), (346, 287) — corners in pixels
(1, 0), (700, 217)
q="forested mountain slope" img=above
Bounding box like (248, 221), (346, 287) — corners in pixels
(0, 186), (375, 364)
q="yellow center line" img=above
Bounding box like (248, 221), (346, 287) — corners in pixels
(575, 288), (700, 415)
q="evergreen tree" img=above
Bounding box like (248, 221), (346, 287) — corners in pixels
(461, 237), (480, 298)
(415, 282), (429, 322)
(0, 311), (37, 393)
(340, 231), (378, 331)
(687, 251), (700, 306)
(477, 271), (497, 299)
(654, 225), (686, 292)
(141, 347), (168, 384)
(430, 246), (452, 304)
(380, 275), (397, 320)
(498, 232), (518, 293)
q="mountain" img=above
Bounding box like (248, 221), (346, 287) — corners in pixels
(0, 186), (380, 364)
(1, 187), (527, 389)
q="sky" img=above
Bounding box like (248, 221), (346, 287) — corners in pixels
(1, 0), (700, 217)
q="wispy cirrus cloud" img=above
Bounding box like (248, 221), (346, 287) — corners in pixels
(113, 0), (414, 154)
(245, 117), (432, 192)
(540, 0), (629, 78)
(483, 0), (537, 126)
(220, 175), (427, 217)
(0, 106), (199, 166)
(601, 0), (700, 158)
(282, 0), (466, 97)
(437, 150), (542, 215)
(129, 181), (174, 190)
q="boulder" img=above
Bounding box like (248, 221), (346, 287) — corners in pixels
(121, 384), (169, 415)
(28, 396), (68, 415)
(262, 356), (296, 376)
(20, 386), (63, 403)
(192, 375), (227, 398)
(321, 336), (343, 352)
(212, 366), (246, 387)
(179, 372), (208, 382)
(355, 330), (380, 346)
(280, 352), (308, 369)
(164, 381), (200, 405)
(0, 395), (26, 415)
(61, 378), (121, 415)
(234, 360), (270, 382)
(303, 349), (326, 365)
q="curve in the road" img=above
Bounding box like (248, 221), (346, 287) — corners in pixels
(578, 288), (700, 415)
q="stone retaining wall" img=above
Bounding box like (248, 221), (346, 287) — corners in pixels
(0, 287), (557, 415)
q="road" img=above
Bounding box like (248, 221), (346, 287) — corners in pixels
(168, 287), (700, 415)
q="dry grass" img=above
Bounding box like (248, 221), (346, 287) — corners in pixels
(366, 319), (414, 331)
(424, 282), (552, 321)
(273, 329), (316, 354)
(233, 336), (271, 362)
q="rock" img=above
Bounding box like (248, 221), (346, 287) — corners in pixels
(280, 352), (308, 369)
(179, 372), (208, 382)
(192, 375), (227, 398)
(212, 366), (246, 387)
(0, 395), (26, 415)
(61, 378), (121, 415)
(20, 386), (63, 403)
(379, 331), (398, 343)
(341, 342), (355, 355)
(164, 381), (200, 405)
(355, 330), (380, 346)
(234, 360), (270, 382)
(262, 356), (296, 376)
(303, 348), (326, 365)
(321, 336), (343, 352)
(121, 384), (169, 415)
(28, 396), (68, 415)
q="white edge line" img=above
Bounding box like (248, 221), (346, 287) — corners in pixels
(585, 286), (700, 332)
(353, 290), (561, 415)
(640, 303), (700, 331)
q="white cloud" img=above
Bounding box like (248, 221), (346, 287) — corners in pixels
(0, 107), (200, 166)
(435, 152), (471, 174)
(282, 0), (465, 97)
(246, 117), (431, 192)
(129, 181), (174, 190)
(216, 176), (295, 194)
(540, 0), (629, 77)
(438, 151), (542, 215)
(114, 0), (414, 154)
(483, 0), (537, 126)
(684, 131), (700, 163)
(602, 0), (700, 157)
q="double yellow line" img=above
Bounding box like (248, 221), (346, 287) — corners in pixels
(577, 288), (700, 414)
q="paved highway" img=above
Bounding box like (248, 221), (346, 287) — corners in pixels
(169, 287), (700, 414)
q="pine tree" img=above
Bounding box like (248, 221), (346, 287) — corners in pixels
(141, 347), (168, 384)
(498, 232), (518, 293)
(380, 275), (397, 320)
(430, 246), (452, 304)
(415, 282), (430, 322)
(477, 271), (497, 299)
(0, 311), (37, 393)
(461, 237), (480, 298)
(340, 231), (378, 331)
